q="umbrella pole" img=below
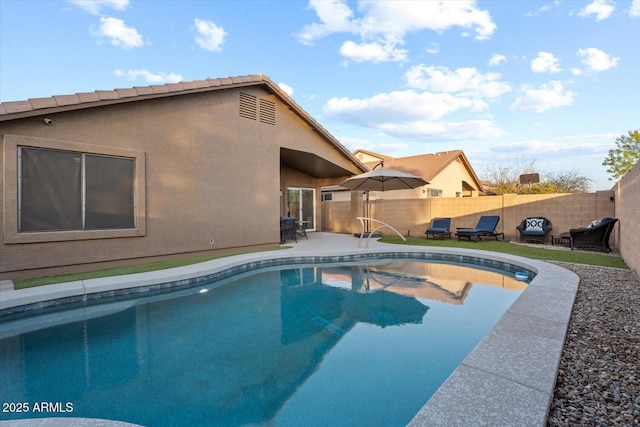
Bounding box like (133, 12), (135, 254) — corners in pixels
(365, 191), (370, 232)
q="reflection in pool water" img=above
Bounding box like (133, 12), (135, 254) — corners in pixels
(0, 260), (527, 426)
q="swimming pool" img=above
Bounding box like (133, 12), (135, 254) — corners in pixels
(0, 257), (529, 426)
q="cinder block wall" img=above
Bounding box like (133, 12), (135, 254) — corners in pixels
(614, 162), (640, 275)
(322, 192), (617, 245)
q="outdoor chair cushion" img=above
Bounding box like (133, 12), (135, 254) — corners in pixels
(516, 216), (552, 243)
(455, 215), (503, 241)
(425, 217), (452, 239)
(525, 218), (545, 233)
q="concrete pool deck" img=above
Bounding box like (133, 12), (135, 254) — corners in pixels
(0, 232), (579, 426)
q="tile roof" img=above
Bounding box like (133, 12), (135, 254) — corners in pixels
(0, 75), (267, 118)
(358, 149), (484, 192)
(0, 74), (368, 173)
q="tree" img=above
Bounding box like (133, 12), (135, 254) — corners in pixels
(482, 159), (592, 194)
(543, 170), (592, 193)
(482, 158), (537, 194)
(602, 130), (640, 180)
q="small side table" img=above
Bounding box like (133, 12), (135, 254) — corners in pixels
(551, 233), (570, 246)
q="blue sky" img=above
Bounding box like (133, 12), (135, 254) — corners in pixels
(1, 0), (639, 190)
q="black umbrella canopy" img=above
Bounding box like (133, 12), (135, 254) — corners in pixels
(339, 167), (429, 192)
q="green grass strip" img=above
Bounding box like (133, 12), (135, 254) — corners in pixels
(379, 236), (628, 269)
(14, 246), (288, 290)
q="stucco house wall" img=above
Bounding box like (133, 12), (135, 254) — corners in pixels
(0, 76), (365, 279)
(427, 158), (479, 198)
(614, 161), (640, 275)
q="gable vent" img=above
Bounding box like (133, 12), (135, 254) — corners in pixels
(259, 98), (276, 125)
(239, 92), (257, 120)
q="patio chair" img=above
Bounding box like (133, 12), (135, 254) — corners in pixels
(425, 217), (452, 239)
(280, 216), (297, 243)
(570, 217), (618, 253)
(516, 217), (552, 244)
(455, 215), (503, 241)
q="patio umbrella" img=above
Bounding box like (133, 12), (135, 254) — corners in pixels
(339, 168), (428, 236)
(339, 167), (428, 192)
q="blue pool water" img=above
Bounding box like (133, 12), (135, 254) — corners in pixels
(0, 259), (528, 426)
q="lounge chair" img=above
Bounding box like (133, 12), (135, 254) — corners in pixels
(280, 216), (297, 243)
(516, 217), (552, 244)
(425, 217), (452, 239)
(570, 217), (618, 252)
(455, 215), (503, 241)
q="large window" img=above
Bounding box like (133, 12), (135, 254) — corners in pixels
(19, 147), (135, 232)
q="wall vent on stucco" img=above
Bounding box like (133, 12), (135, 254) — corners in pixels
(239, 92), (257, 120)
(259, 99), (276, 125)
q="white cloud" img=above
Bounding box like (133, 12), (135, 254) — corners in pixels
(298, 0), (496, 63)
(510, 81), (576, 113)
(67, 0), (128, 15)
(379, 119), (506, 140)
(578, 0), (615, 21)
(278, 83), (293, 96)
(322, 89), (506, 141)
(490, 134), (613, 157)
(340, 138), (409, 153)
(531, 51), (561, 73)
(339, 40), (408, 63)
(538, 1), (560, 13)
(630, 0), (640, 17)
(114, 69), (182, 83)
(194, 18), (226, 52)
(404, 65), (511, 98)
(354, 1), (496, 40)
(298, 0), (356, 45)
(94, 16), (143, 49)
(324, 90), (484, 124)
(488, 54), (507, 66)
(425, 42), (439, 55)
(577, 47), (619, 72)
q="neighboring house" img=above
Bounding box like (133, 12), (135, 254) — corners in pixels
(0, 74), (367, 279)
(323, 148), (484, 201)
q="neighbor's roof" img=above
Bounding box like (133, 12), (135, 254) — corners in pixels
(0, 74), (368, 173)
(358, 149), (485, 192)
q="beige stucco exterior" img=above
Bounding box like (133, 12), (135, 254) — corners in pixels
(613, 161), (640, 275)
(0, 76), (366, 279)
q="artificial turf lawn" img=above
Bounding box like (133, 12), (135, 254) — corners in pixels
(378, 236), (628, 269)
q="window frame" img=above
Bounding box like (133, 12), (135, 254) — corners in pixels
(3, 134), (146, 244)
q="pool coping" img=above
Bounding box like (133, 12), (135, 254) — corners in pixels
(0, 234), (579, 426)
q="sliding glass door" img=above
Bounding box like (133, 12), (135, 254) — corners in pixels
(287, 188), (316, 231)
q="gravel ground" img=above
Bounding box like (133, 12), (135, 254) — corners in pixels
(547, 263), (640, 426)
